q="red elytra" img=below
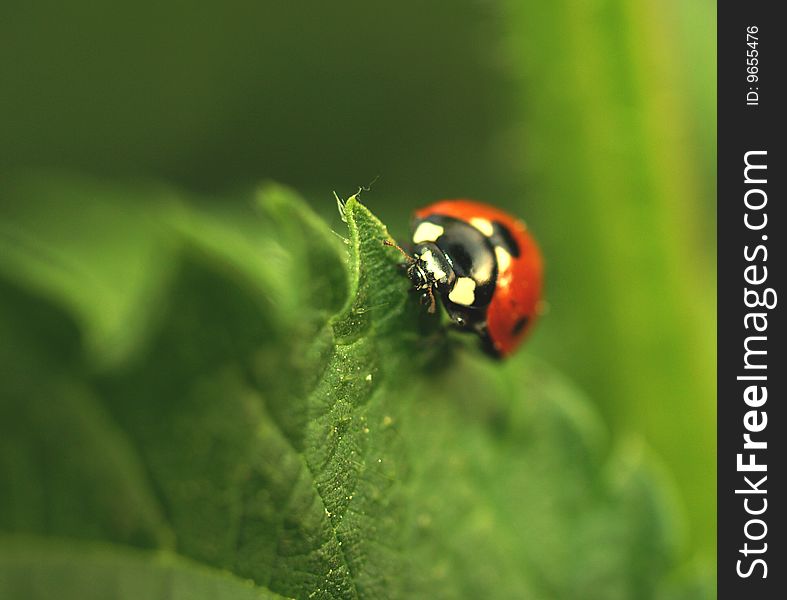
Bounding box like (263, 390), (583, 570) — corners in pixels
(414, 199), (543, 357)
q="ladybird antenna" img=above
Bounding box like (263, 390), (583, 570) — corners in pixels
(357, 175), (381, 196)
(383, 239), (414, 263)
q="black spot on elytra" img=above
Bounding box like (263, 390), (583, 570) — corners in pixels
(491, 221), (521, 257)
(511, 316), (529, 335)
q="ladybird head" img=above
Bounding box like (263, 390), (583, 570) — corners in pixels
(405, 259), (431, 290)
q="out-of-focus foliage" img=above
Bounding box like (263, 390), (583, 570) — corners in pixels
(0, 1), (507, 201)
(1, 0), (716, 592)
(500, 1), (716, 566)
(0, 540), (287, 600)
(1, 179), (709, 598)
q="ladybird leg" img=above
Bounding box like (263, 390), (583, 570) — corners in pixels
(447, 314), (471, 332)
(425, 286), (436, 313)
(444, 308), (481, 333)
(450, 313), (467, 328)
(416, 288), (436, 313)
(473, 320), (489, 337)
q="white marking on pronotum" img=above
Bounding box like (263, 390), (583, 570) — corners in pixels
(495, 246), (512, 272)
(420, 249), (447, 282)
(469, 217), (494, 237)
(448, 277), (476, 306)
(412, 222), (444, 244)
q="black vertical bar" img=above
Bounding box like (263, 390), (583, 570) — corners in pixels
(718, 1), (784, 597)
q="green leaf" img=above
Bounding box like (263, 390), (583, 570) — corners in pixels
(0, 537), (289, 599)
(0, 172), (183, 369)
(0, 174), (700, 598)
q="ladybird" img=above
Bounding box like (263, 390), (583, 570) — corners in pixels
(394, 199), (543, 357)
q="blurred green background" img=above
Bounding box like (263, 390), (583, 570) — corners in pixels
(1, 0), (715, 572)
